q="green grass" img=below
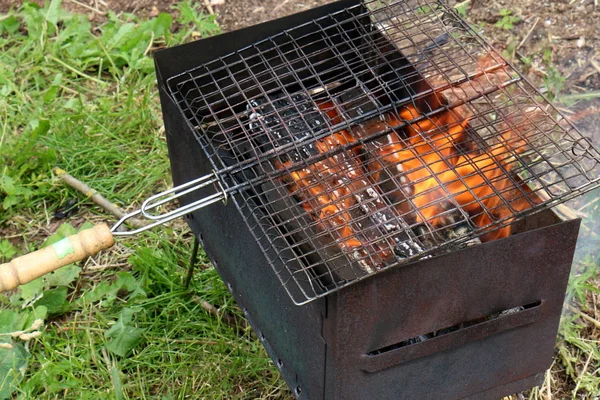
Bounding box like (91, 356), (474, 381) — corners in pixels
(0, 1), (287, 399)
(0, 1), (599, 399)
(495, 9), (521, 31)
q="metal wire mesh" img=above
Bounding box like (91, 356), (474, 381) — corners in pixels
(166, 0), (600, 304)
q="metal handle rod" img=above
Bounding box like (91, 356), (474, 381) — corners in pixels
(110, 187), (226, 237)
(140, 172), (227, 220)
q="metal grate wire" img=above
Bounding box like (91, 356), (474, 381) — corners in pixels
(166, 0), (600, 304)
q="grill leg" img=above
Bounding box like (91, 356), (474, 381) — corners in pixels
(184, 235), (200, 288)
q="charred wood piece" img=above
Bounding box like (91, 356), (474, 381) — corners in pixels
(246, 92), (426, 272)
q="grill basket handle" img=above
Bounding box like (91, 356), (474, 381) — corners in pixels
(0, 223), (114, 293)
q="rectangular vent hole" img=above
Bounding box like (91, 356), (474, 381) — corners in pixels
(367, 301), (542, 356)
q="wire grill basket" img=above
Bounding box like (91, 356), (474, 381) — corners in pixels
(164, 0), (600, 304)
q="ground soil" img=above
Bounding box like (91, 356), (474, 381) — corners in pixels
(0, 0), (178, 20)
(466, 0), (599, 91)
(215, 0), (335, 31)
(0, 0), (337, 26)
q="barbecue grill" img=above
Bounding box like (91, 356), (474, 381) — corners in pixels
(149, 0), (598, 398)
(150, 0), (599, 305)
(1, 0), (599, 398)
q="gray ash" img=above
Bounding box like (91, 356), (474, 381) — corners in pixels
(246, 92), (324, 163)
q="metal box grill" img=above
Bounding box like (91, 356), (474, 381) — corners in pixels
(154, 0), (595, 398)
(160, 0), (599, 305)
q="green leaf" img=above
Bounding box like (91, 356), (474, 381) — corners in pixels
(9, 306), (46, 335)
(0, 175), (33, 210)
(20, 306), (47, 332)
(453, 1), (469, 17)
(107, 23), (136, 50)
(0, 310), (18, 336)
(21, 2), (44, 37)
(23, 119), (50, 154)
(29, 119), (50, 141)
(13, 278), (44, 305)
(0, 240), (17, 262)
(104, 307), (145, 357)
(46, 0), (63, 25)
(45, 264), (80, 288)
(0, 175), (16, 196)
(152, 13), (172, 37)
(0, 341), (30, 399)
(18, 360), (78, 395)
(43, 85), (59, 103)
(173, 2), (195, 24)
(0, 15), (20, 35)
(2, 196), (19, 210)
(73, 271), (145, 309)
(0, 69), (11, 87)
(34, 287), (68, 315)
(63, 97), (81, 111)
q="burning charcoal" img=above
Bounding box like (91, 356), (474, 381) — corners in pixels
(413, 220), (482, 250)
(338, 87), (488, 249)
(444, 223), (482, 247)
(499, 306), (525, 316)
(487, 305), (526, 321)
(349, 116), (414, 214)
(352, 183), (425, 260)
(317, 101), (427, 262)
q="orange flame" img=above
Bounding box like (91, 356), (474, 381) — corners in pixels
(275, 128), (396, 266)
(349, 101), (538, 242)
(274, 64), (539, 263)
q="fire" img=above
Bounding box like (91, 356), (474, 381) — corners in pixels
(273, 57), (540, 263)
(274, 129), (397, 267)
(275, 131), (360, 248)
(354, 101), (539, 242)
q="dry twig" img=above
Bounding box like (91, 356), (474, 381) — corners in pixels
(544, 369), (552, 400)
(567, 304), (600, 329)
(573, 351), (594, 398)
(590, 58), (600, 75)
(203, 0), (215, 15)
(517, 17), (539, 51)
(53, 167), (145, 229)
(535, 190), (587, 221)
(66, 0), (107, 15)
(192, 296), (248, 331)
(101, 347), (121, 392)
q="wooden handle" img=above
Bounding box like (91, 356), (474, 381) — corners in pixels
(0, 223), (115, 293)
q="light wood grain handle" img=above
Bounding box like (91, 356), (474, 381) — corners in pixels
(0, 223), (115, 293)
